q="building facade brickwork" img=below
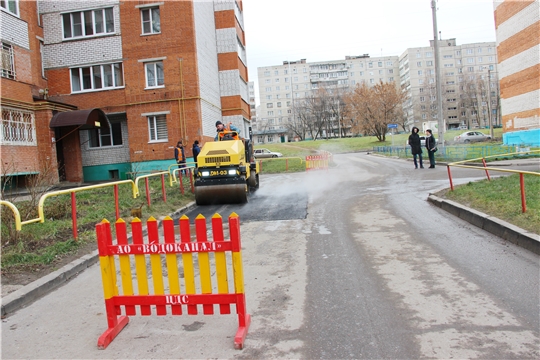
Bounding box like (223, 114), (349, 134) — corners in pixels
(494, 0), (539, 145)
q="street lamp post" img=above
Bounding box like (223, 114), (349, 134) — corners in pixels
(431, 0), (445, 146)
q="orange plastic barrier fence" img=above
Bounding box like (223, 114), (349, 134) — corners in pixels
(95, 213), (250, 350)
(306, 153), (329, 171)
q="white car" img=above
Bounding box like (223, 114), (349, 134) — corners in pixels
(253, 148), (283, 158)
(454, 131), (491, 143)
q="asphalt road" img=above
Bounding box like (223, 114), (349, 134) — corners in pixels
(2, 154), (539, 359)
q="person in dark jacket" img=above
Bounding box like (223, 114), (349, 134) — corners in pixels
(192, 140), (201, 165)
(408, 126), (424, 169)
(425, 129), (436, 168)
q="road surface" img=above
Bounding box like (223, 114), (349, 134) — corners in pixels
(2, 153), (538, 359)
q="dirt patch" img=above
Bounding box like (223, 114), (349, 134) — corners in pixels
(1, 240), (97, 289)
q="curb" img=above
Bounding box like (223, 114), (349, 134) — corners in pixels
(1, 201), (197, 318)
(428, 194), (540, 255)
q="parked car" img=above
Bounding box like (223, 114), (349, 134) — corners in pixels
(254, 148), (283, 158)
(454, 131), (492, 143)
(406, 136), (438, 147)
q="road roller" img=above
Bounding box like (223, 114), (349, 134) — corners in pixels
(193, 128), (260, 205)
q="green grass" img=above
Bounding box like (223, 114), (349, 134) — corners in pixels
(442, 174), (540, 234)
(1, 177), (195, 272)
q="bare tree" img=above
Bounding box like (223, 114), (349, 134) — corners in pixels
(344, 81), (405, 142)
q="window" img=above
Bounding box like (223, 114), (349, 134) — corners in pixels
(70, 63), (123, 92)
(274, 70), (279, 76)
(1, 107), (36, 145)
(1, 42), (15, 79)
(456, 50), (461, 56)
(266, 103), (273, 108)
(277, 102), (281, 107)
(141, 7), (160, 34)
(275, 78), (280, 83)
(265, 95), (272, 100)
(418, 79), (424, 84)
(264, 71), (270, 76)
(145, 61), (164, 88)
(89, 122), (122, 148)
(426, 61), (433, 66)
(265, 87), (271, 92)
(39, 41), (45, 78)
(443, 55), (453, 58)
(1, 0), (18, 16)
(387, 61), (393, 66)
(275, 86), (280, 91)
(467, 49), (473, 54)
(418, 70), (423, 75)
(368, 62), (373, 68)
(478, 57), (483, 62)
(467, 58), (474, 63)
(147, 114), (167, 142)
(425, 52), (433, 57)
(265, 79), (270, 84)
(63, 8), (114, 39)
(416, 53), (421, 58)
(388, 69), (393, 74)
(293, 68), (297, 74)
(378, 62), (382, 67)
(268, 111), (274, 115)
(417, 61), (422, 67)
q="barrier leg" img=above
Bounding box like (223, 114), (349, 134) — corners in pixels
(234, 293), (251, 350)
(520, 173), (526, 213)
(98, 303), (129, 350)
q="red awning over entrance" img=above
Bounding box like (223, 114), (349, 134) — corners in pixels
(49, 108), (109, 129)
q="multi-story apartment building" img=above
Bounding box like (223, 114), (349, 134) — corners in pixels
(494, 0), (539, 146)
(1, 0), (249, 185)
(1, 0), (76, 187)
(256, 55), (399, 142)
(400, 39), (499, 132)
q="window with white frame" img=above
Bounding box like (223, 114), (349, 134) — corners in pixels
(1, 42), (15, 79)
(147, 114), (168, 142)
(62, 8), (114, 39)
(1, 107), (36, 145)
(71, 63), (123, 92)
(141, 6), (160, 34)
(89, 122), (123, 148)
(1, 0), (18, 16)
(145, 61), (164, 88)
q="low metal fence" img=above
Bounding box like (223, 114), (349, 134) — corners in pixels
(447, 149), (540, 213)
(372, 144), (522, 161)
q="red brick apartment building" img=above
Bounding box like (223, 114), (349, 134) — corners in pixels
(1, 0), (250, 185)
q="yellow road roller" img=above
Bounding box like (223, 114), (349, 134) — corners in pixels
(194, 128), (260, 205)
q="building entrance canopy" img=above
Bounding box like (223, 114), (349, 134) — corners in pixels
(49, 108), (109, 130)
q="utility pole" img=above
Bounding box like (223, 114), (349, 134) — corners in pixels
(487, 69), (494, 139)
(431, 0), (445, 146)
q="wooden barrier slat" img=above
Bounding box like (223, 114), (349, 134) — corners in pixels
(212, 214), (231, 314)
(163, 217), (182, 315)
(148, 217), (166, 315)
(196, 214), (214, 315)
(112, 293), (238, 306)
(180, 215), (197, 315)
(131, 218), (151, 315)
(116, 219), (136, 316)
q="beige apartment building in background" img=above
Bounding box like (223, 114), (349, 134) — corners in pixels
(255, 55), (400, 143)
(400, 39), (499, 132)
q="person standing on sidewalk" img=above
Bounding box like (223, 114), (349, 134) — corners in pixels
(408, 126), (424, 169)
(425, 129), (437, 168)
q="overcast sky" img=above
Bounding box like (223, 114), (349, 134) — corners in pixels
(242, 0), (497, 104)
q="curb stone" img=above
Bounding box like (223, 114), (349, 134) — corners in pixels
(428, 194), (540, 255)
(1, 201), (197, 318)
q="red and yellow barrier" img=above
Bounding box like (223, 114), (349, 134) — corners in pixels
(306, 152), (331, 171)
(95, 213), (250, 350)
